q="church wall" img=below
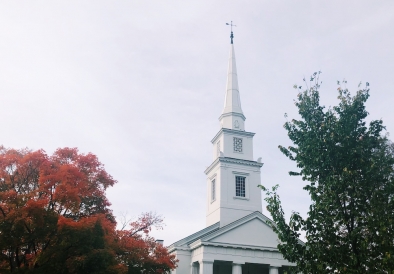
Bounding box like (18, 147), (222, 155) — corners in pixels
(206, 209), (221, 227)
(191, 246), (204, 263)
(220, 114), (245, 131)
(218, 163), (262, 226)
(222, 132), (253, 161)
(206, 157), (263, 227)
(212, 135), (224, 160)
(220, 163), (261, 205)
(210, 218), (279, 248)
(171, 249), (191, 274)
(219, 208), (259, 228)
(206, 164), (221, 227)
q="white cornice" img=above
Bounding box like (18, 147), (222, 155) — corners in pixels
(211, 128), (255, 144)
(168, 246), (190, 253)
(204, 157), (263, 175)
(189, 240), (280, 252)
(219, 112), (246, 121)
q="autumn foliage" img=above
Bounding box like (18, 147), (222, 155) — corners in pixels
(0, 146), (176, 273)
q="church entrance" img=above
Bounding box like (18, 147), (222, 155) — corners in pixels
(213, 260), (232, 274)
(213, 261), (272, 274)
(242, 263), (269, 274)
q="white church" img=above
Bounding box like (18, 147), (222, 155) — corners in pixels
(168, 32), (296, 274)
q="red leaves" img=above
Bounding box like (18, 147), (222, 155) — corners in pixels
(129, 212), (164, 236)
(111, 212), (175, 271)
(0, 147), (116, 271)
(0, 147), (176, 273)
(114, 212), (177, 272)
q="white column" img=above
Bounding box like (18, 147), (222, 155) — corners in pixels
(232, 262), (243, 274)
(199, 260), (213, 274)
(191, 262), (199, 274)
(269, 266), (279, 274)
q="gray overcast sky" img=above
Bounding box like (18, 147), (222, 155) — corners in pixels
(1, 1), (394, 245)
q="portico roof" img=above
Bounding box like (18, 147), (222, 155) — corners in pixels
(169, 211), (305, 254)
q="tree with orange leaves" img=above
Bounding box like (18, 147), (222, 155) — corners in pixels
(115, 212), (176, 273)
(0, 146), (177, 273)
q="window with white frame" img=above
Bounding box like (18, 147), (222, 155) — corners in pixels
(233, 137), (243, 152)
(235, 176), (246, 197)
(211, 179), (216, 201)
(217, 141), (221, 157)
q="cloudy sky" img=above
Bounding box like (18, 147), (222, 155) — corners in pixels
(1, 1), (394, 245)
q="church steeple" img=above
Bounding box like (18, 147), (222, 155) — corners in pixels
(219, 29), (246, 131)
(205, 33), (263, 228)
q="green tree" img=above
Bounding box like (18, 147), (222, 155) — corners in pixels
(260, 73), (394, 273)
(35, 217), (119, 274)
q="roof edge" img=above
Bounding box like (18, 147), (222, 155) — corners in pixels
(168, 222), (220, 252)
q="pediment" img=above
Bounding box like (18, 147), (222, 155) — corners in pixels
(201, 212), (280, 249)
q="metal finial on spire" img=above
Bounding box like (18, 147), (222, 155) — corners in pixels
(226, 21), (236, 44)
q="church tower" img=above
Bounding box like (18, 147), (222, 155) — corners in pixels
(204, 31), (263, 227)
(169, 29), (295, 274)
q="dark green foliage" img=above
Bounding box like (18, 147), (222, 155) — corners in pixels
(260, 73), (394, 273)
(34, 220), (118, 274)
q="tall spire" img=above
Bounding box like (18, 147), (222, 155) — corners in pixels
(219, 24), (245, 130)
(222, 44), (243, 114)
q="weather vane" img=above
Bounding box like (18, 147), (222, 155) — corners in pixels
(226, 21), (236, 44)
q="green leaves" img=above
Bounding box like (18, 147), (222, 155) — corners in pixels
(262, 76), (394, 273)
